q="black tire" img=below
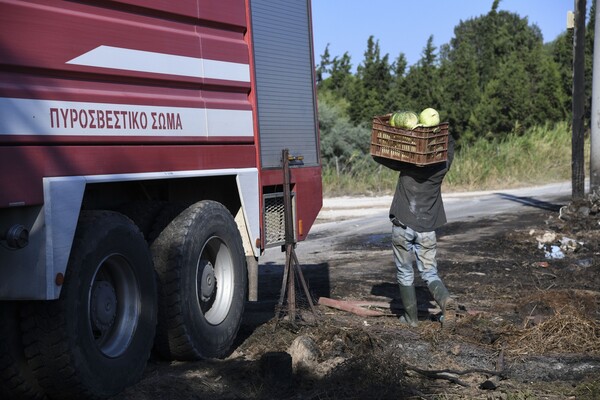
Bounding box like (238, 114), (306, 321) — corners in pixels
(21, 211), (157, 399)
(117, 201), (165, 241)
(146, 202), (189, 245)
(151, 200), (247, 360)
(0, 302), (46, 400)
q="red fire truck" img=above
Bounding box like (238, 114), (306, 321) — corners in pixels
(0, 0), (322, 398)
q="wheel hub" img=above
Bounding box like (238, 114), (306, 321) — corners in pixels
(91, 280), (117, 332)
(199, 261), (216, 302)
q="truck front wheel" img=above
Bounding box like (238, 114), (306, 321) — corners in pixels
(22, 211), (157, 399)
(151, 200), (247, 360)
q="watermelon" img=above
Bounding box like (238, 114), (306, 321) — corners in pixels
(389, 114), (396, 127)
(391, 111), (419, 129)
(418, 108), (440, 127)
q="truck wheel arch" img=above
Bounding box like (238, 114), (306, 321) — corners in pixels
(35, 169), (260, 301)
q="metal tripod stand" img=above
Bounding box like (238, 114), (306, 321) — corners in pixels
(274, 149), (317, 324)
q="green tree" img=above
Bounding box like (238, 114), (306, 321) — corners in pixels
(323, 52), (354, 98)
(386, 52), (410, 112)
(441, 3), (561, 139)
(403, 36), (443, 116)
(548, 31), (573, 116)
(531, 46), (569, 125)
(469, 53), (532, 137)
(347, 36), (392, 125)
(316, 43), (331, 84)
(439, 40), (479, 143)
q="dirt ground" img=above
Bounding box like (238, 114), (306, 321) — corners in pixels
(115, 199), (600, 400)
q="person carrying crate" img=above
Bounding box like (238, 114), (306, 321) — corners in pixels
(389, 134), (457, 330)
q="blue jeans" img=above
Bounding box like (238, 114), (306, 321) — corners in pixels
(392, 224), (440, 286)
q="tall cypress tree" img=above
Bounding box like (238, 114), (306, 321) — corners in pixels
(404, 36), (443, 113)
(348, 36), (392, 124)
(319, 51), (354, 100)
(316, 44), (331, 85)
(386, 53), (410, 112)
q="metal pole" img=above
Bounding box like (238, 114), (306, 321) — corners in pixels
(246, 256), (258, 302)
(591, 0), (600, 192)
(573, 0), (587, 199)
(274, 149), (317, 325)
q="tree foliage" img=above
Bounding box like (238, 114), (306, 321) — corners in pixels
(316, 0), (593, 168)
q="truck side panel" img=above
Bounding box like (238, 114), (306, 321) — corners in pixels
(250, 0), (320, 168)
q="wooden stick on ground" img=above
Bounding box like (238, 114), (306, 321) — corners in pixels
(318, 297), (386, 317)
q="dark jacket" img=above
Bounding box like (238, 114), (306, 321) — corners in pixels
(389, 135), (455, 232)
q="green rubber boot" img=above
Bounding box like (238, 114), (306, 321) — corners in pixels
(428, 280), (457, 331)
(398, 285), (418, 327)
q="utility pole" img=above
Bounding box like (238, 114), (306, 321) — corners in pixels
(572, 0), (587, 200)
(591, 0), (600, 193)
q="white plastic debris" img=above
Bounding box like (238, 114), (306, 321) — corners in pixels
(536, 231), (583, 258)
(559, 236), (583, 253)
(544, 245), (565, 259)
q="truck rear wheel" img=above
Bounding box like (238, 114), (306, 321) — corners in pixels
(151, 200), (247, 360)
(0, 302), (46, 400)
(21, 211), (157, 399)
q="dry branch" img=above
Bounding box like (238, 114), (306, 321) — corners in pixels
(406, 366), (506, 388)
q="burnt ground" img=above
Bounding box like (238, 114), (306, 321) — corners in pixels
(115, 204), (600, 400)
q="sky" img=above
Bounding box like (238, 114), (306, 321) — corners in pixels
(311, 0), (589, 70)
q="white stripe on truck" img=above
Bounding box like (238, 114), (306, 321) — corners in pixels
(0, 98), (253, 137)
(67, 46), (251, 82)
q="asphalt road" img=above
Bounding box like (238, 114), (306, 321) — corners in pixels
(261, 181), (576, 265)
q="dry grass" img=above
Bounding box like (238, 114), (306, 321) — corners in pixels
(419, 289), (600, 359)
(503, 311), (600, 356)
(498, 290), (600, 356)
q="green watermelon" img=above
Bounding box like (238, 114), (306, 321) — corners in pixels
(389, 114), (396, 127)
(391, 111), (419, 129)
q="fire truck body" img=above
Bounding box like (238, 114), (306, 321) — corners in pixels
(0, 0), (321, 398)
